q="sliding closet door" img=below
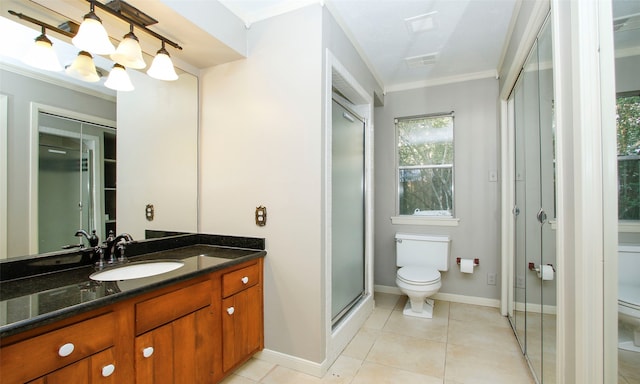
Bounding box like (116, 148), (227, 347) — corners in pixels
(331, 99), (365, 326)
(510, 17), (556, 384)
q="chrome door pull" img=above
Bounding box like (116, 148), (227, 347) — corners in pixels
(536, 208), (547, 224)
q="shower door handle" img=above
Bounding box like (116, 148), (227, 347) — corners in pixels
(536, 208), (547, 224)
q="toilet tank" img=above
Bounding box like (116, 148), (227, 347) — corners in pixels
(619, 244), (640, 286)
(395, 233), (450, 271)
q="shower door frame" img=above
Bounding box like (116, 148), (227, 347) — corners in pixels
(27, 103), (115, 254)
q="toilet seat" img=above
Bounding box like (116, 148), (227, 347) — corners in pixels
(397, 266), (440, 286)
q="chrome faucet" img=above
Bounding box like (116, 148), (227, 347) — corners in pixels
(107, 233), (134, 264)
(74, 229), (100, 248)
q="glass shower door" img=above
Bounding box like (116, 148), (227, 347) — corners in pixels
(331, 99), (365, 326)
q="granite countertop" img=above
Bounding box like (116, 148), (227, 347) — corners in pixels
(0, 234), (266, 339)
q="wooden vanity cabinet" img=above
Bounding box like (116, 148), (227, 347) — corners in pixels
(220, 259), (264, 373)
(1, 256), (264, 384)
(134, 279), (214, 384)
(0, 311), (127, 384)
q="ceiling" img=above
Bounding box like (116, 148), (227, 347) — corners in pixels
(218, 0), (519, 92)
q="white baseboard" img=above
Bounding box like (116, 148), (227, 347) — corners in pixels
(254, 349), (325, 377)
(514, 301), (558, 315)
(374, 284), (501, 308)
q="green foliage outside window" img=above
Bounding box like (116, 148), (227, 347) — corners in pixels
(397, 115), (454, 216)
(617, 95), (640, 220)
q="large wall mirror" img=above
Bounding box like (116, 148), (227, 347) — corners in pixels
(0, 15), (198, 259)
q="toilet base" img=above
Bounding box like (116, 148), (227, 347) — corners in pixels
(403, 298), (435, 318)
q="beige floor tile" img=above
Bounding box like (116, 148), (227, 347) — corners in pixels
(232, 358), (276, 381)
(619, 349), (640, 382)
(219, 374), (258, 384)
(321, 355), (363, 383)
(374, 292), (401, 309)
(447, 319), (521, 355)
(261, 366), (324, 384)
(449, 302), (510, 328)
(383, 305), (449, 343)
(351, 361), (443, 384)
(342, 327), (381, 360)
(445, 343), (534, 384)
(363, 307), (393, 330)
(367, 332), (446, 378)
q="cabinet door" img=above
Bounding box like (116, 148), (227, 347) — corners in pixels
(30, 348), (118, 384)
(222, 284), (263, 372)
(135, 307), (213, 383)
(135, 322), (173, 384)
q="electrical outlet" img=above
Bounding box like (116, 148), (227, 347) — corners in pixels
(487, 272), (497, 285)
(516, 275), (525, 289)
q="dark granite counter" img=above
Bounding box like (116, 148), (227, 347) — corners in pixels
(0, 234), (266, 339)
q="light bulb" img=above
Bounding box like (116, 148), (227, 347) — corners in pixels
(111, 30), (146, 69)
(72, 10), (114, 54)
(23, 34), (62, 72)
(147, 46), (178, 81)
(105, 64), (134, 91)
(65, 51), (100, 82)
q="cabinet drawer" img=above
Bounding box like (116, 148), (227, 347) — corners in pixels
(136, 280), (211, 335)
(0, 312), (115, 383)
(222, 262), (260, 298)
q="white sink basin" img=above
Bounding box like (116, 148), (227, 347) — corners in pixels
(89, 260), (185, 281)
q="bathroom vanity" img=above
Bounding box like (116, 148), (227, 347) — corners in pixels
(0, 234), (266, 383)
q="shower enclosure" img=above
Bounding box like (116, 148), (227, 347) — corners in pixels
(508, 17), (557, 383)
(36, 112), (113, 253)
(330, 97), (366, 326)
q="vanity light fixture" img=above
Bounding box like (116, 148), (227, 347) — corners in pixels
(72, 1), (115, 55)
(65, 50), (101, 82)
(9, 0), (183, 87)
(23, 26), (63, 72)
(105, 63), (134, 91)
(147, 41), (178, 81)
(111, 25), (145, 69)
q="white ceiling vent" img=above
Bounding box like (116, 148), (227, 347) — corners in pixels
(405, 12), (438, 33)
(405, 53), (439, 68)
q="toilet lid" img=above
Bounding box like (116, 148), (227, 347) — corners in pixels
(619, 284), (640, 310)
(397, 266), (440, 285)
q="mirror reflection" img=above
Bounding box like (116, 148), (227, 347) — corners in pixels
(1, 15), (198, 259)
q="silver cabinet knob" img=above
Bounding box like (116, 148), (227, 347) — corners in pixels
(241, 276), (249, 284)
(227, 307), (235, 315)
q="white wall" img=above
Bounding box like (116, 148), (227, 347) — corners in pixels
(374, 77), (501, 300)
(117, 70), (199, 240)
(199, 5), (326, 364)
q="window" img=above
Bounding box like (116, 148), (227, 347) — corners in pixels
(396, 113), (454, 217)
(617, 94), (640, 221)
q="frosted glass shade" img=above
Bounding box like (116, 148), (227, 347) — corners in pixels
(72, 13), (114, 55)
(105, 64), (134, 91)
(65, 51), (100, 82)
(111, 32), (146, 69)
(147, 48), (178, 81)
(23, 35), (62, 72)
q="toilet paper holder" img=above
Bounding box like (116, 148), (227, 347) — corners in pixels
(456, 257), (479, 266)
(528, 262), (555, 273)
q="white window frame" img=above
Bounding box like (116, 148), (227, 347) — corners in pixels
(391, 112), (459, 227)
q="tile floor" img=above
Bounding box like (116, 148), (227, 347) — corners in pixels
(221, 293), (535, 384)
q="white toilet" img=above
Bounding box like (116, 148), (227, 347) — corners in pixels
(395, 233), (450, 318)
(619, 245), (640, 352)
